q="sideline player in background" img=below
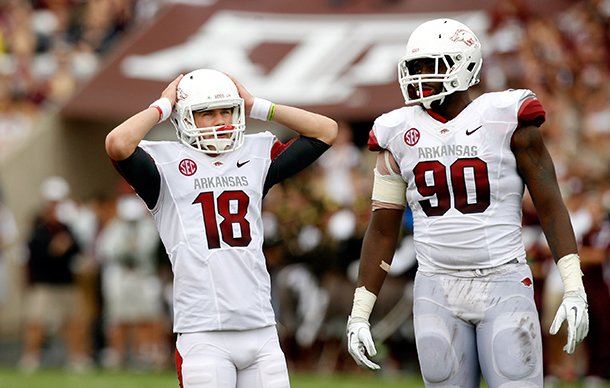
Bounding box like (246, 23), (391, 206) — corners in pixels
(345, 18), (588, 387)
(105, 69), (337, 388)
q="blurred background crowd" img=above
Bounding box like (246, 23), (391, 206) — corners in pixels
(0, 0), (609, 387)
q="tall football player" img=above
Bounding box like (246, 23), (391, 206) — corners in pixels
(105, 69), (337, 388)
(345, 18), (588, 387)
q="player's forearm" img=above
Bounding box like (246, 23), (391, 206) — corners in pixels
(526, 169), (578, 259)
(357, 209), (403, 295)
(528, 173), (584, 293)
(105, 108), (158, 161)
(273, 104), (338, 145)
(536, 201), (578, 260)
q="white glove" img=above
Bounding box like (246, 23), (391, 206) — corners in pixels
(346, 316), (380, 370)
(549, 288), (589, 354)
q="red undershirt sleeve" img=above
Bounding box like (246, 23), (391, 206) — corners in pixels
(518, 97), (546, 128)
(368, 129), (382, 151)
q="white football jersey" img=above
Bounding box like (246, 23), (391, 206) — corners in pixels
(140, 132), (277, 332)
(372, 89), (544, 272)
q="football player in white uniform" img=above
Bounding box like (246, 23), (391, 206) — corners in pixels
(105, 69), (337, 388)
(346, 18), (589, 387)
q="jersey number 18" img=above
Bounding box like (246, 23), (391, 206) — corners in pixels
(193, 190), (252, 249)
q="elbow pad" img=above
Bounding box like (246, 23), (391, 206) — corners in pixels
(371, 168), (407, 206)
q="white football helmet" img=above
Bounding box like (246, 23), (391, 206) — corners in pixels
(398, 18), (483, 109)
(171, 69), (245, 154)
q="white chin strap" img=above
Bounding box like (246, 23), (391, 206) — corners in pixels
(202, 138), (233, 152)
(407, 80), (449, 109)
(421, 95), (446, 109)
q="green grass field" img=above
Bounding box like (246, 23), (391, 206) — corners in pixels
(0, 368), (606, 388)
(0, 368), (423, 388)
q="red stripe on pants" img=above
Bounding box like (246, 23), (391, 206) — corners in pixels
(175, 348), (184, 388)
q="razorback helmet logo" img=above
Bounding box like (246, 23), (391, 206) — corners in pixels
(450, 29), (477, 47)
(177, 87), (188, 101)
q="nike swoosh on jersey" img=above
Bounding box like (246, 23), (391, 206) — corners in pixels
(465, 125), (483, 135)
(237, 160), (250, 168)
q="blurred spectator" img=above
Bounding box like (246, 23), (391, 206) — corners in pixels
(0, 185), (18, 307)
(44, 44), (78, 104)
(542, 183), (592, 385)
(317, 121), (363, 207)
(274, 262), (329, 369)
(579, 193), (610, 386)
(0, 0), (146, 152)
(19, 176), (91, 373)
(0, 75), (34, 156)
(95, 194), (167, 370)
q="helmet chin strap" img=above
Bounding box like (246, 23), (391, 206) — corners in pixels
(422, 94), (446, 109)
(418, 81), (449, 109)
(202, 138), (233, 153)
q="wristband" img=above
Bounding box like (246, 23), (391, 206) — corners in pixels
(250, 97), (276, 121)
(557, 253), (584, 292)
(350, 286), (377, 321)
(149, 97), (172, 123)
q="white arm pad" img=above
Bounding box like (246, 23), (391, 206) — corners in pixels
(557, 253), (584, 292)
(371, 168), (407, 206)
(350, 286), (377, 321)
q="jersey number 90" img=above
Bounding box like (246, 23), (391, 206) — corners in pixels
(414, 157), (490, 216)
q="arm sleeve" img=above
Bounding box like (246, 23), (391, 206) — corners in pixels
(112, 147), (161, 209)
(263, 136), (330, 195)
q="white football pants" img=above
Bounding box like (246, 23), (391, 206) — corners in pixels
(413, 261), (543, 388)
(176, 325), (290, 388)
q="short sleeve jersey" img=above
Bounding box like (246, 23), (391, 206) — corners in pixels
(139, 132), (277, 332)
(370, 89), (546, 272)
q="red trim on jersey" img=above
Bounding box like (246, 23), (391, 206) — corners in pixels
(518, 97), (546, 128)
(270, 137), (298, 160)
(368, 129), (382, 151)
(425, 109), (449, 123)
(175, 348), (184, 388)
